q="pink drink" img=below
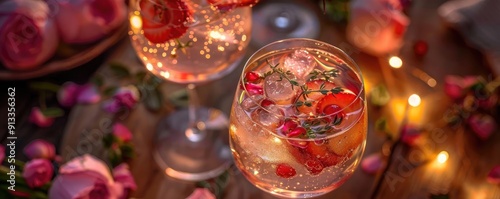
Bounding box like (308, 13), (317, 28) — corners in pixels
(229, 39), (367, 198)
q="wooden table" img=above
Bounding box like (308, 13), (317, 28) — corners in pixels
(2, 0), (499, 198)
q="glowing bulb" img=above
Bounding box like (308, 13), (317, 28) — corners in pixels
(389, 56), (403, 68)
(129, 15), (142, 30)
(436, 151), (449, 164)
(408, 94), (421, 107)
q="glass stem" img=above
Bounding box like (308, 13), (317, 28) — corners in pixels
(185, 83), (206, 142)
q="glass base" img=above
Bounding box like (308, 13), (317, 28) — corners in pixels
(153, 107), (232, 181)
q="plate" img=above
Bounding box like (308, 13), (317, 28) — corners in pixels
(0, 23), (128, 80)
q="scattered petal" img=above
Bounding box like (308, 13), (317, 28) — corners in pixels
(103, 99), (122, 113)
(113, 123), (133, 142)
(400, 124), (422, 146)
(29, 107), (55, 127)
(24, 139), (56, 160)
(468, 114), (497, 140)
(487, 166), (500, 184)
(77, 84), (101, 104)
(444, 75), (465, 100)
(186, 188), (215, 199)
(114, 85), (140, 109)
(113, 163), (137, 192)
(361, 153), (384, 175)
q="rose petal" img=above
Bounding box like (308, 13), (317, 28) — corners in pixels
(444, 75), (465, 99)
(112, 123), (133, 142)
(22, 159), (54, 188)
(361, 153), (384, 175)
(0, 146), (5, 163)
(29, 107), (54, 127)
(186, 188), (215, 199)
(24, 139), (56, 160)
(400, 124), (421, 146)
(59, 154), (114, 182)
(113, 163), (137, 191)
(468, 114), (497, 140)
(58, 82), (80, 107)
(77, 84), (101, 104)
(487, 165), (500, 184)
(114, 85), (140, 109)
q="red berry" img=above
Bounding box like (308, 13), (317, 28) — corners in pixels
(245, 71), (260, 83)
(305, 159), (324, 175)
(280, 119), (298, 134)
(287, 127), (306, 137)
(322, 104), (345, 124)
(260, 99), (275, 107)
(413, 40), (428, 57)
(276, 163), (296, 178)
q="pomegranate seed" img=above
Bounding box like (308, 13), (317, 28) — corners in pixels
(245, 71), (260, 82)
(242, 82), (263, 95)
(276, 163), (296, 178)
(280, 119), (298, 133)
(260, 99), (275, 107)
(287, 127), (306, 137)
(305, 159), (324, 175)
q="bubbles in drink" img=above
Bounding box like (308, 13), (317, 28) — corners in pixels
(264, 73), (298, 104)
(281, 50), (317, 79)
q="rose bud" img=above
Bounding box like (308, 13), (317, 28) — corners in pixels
(346, 0), (409, 56)
(468, 114), (497, 140)
(186, 188), (216, 199)
(487, 165), (500, 184)
(53, 0), (126, 44)
(114, 85), (140, 109)
(0, 0), (59, 70)
(76, 84), (101, 104)
(361, 153), (384, 175)
(113, 122), (133, 142)
(22, 159), (54, 188)
(58, 82), (81, 107)
(24, 139), (56, 160)
(113, 163), (137, 199)
(29, 107), (55, 127)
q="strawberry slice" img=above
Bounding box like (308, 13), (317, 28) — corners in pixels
(296, 80), (337, 115)
(305, 142), (342, 167)
(139, 0), (191, 43)
(207, 0), (260, 12)
(286, 142), (325, 175)
(327, 113), (367, 157)
(276, 163), (296, 178)
(316, 92), (358, 116)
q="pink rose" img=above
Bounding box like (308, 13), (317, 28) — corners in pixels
(186, 188), (215, 199)
(346, 0), (410, 55)
(22, 159), (54, 188)
(112, 123), (133, 142)
(112, 163), (137, 199)
(361, 153), (384, 175)
(53, 0), (126, 44)
(24, 139), (56, 160)
(444, 75), (479, 100)
(0, 0), (58, 70)
(49, 154), (122, 199)
(29, 107), (55, 127)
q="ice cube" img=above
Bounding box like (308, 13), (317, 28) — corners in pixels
(241, 95), (264, 112)
(250, 105), (284, 130)
(281, 50), (317, 79)
(264, 73), (298, 105)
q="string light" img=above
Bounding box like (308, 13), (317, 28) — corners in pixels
(436, 151), (449, 164)
(408, 94), (421, 107)
(389, 56), (403, 68)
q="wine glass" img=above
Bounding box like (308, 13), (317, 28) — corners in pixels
(128, 0), (254, 181)
(229, 38), (367, 198)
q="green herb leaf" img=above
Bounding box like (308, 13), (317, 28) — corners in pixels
(29, 82), (60, 93)
(41, 107), (64, 117)
(109, 62), (131, 78)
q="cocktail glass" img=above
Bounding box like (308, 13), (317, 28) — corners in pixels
(229, 38), (367, 198)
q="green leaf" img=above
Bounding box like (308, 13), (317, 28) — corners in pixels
(41, 107), (64, 117)
(167, 89), (188, 108)
(29, 82), (60, 93)
(109, 62), (131, 78)
(120, 143), (135, 161)
(135, 71), (147, 82)
(370, 84), (391, 106)
(102, 134), (115, 148)
(375, 118), (388, 132)
(143, 87), (163, 111)
(91, 75), (104, 87)
(103, 87), (118, 97)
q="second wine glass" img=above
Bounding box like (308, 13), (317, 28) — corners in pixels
(128, 0), (254, 181)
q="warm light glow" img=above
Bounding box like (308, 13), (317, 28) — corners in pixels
(146, 63), (153, 71)
(436, 151), (449, 164)
(389, 56), (403, 68)
(129, 15), (142, 30)
(209, 31), (226, 40)
(273, 137), (282, 144)
(408, 94), (421, 107)
(427, 78), (437, 87)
